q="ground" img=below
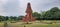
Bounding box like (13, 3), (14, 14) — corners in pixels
(0, 20), (60, 27)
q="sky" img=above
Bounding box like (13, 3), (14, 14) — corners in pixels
(0, 0), (60, 16)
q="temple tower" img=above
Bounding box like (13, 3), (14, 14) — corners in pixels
(22, 2), (35, 22)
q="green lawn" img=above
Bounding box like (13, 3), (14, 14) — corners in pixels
(0, 20), (60, 27)
(0, 22), (4, 27)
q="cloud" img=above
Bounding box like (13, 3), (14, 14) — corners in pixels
(0, 0), (8, 16)
(3, 0), (20, 16)
(0, 0), (60, 16)
(30, 0), (60, 12)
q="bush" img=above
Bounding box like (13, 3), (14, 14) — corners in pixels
(10, 21), (16, 23)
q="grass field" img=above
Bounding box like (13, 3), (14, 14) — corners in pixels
(0, 20), (60, 27)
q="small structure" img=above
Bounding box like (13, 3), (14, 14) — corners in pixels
(24, 25), (26, 27)
(4, 22), (7, 27)
(22, 2), (35, 23)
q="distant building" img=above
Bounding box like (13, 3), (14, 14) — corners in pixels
(22, 2), (35, 22)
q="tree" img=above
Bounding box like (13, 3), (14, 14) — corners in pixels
(43, 7), (60, 20)
(0, 16), (5, 22)
(9, 16), (14, 21)
(32, 12), (41, 20)
(17, 16), (24, 20)
(4, 16), (9, 21)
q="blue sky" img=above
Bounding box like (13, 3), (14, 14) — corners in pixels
(0, 0), (60, 16)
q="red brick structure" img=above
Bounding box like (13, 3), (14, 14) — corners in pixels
(22, 2), (35, 22)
